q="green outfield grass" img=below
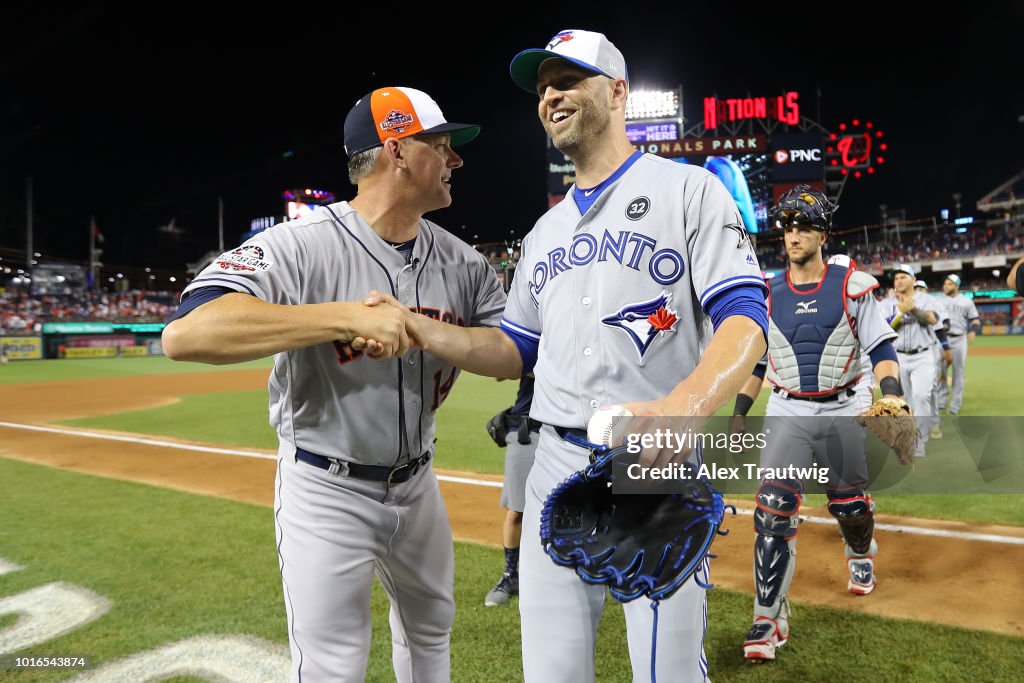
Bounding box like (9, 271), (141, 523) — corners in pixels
(0, 458), (1021, 682)
(0, 356), (274, 385)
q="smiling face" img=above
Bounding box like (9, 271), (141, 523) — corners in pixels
(535, 59), (613, 156)
(400, 132), (463, 211)
(943, 278), (958, 295)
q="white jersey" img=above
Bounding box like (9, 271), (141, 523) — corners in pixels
(944, 293), (979, 335)
(879, 292), (941, 353)
(502, 154), (765, 428)
(183, 201), (506, 465)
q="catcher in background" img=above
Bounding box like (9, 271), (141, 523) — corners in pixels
(730, 185), (904, 662)
(483, 375), (539, 607)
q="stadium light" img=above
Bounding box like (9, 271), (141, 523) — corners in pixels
(625, 89), (680, 121)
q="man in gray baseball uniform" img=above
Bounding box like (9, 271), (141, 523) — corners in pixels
(916, 279), (951, 439)
(368, 29), (768, 682)
(731, 186), (902, 661)
(483, 375), (539, 607)
(880, 264), (940, 458)
(938, 274), (980, 415)
(162, 86), (508, 683)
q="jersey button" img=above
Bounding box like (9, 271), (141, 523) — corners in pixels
(583, 347), (592, 356)
(408, 356), (416, 365)
(589, 399), (599, 408)
(581, 296), (591, 306)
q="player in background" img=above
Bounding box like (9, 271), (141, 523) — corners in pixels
(880, 265), (940, 459)
(483, 375), (539, 607)
(938, 274), (980, 415)
(162, 87), (504, 683)
(730, 186), (902, 662)
(915, 279), (951, 439)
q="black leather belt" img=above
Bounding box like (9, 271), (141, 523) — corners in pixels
(554, 426), (588, 440)
(772, 387), (855, 403)
(898, 347), (928, 355)
(948, 333), (964, 337)
(295, 447), (431, 484)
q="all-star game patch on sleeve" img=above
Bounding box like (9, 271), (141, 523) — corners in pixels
(686, 174), (767, 312)
(181, 223), (306, 305)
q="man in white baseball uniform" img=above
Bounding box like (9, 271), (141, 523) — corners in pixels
(368, 28), (768, 683)
(938, 274), (980, 415)
(880, 264), (940, 458)
(162, 86), (508, 683)
(731, 187), (902, 661)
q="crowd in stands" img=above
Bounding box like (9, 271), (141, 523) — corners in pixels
(0, 290), (179, 332)
(755, 224), (1024, 271)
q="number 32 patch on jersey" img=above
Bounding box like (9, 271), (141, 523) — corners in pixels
(600, 291), (678, 361)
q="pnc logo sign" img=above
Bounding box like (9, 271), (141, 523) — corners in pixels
(775, 148), (822, 164)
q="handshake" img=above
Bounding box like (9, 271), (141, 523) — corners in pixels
(348, 289), (429, 360)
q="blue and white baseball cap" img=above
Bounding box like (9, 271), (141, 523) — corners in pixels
(946, 274), (962, 286)
(892, 263), (916, 278)
(510, 29), (628, 93)
(915, 279), (928, 290)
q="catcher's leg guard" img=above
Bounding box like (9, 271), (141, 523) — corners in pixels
(827, 488), (877, 595)
(827, 488), (874, 555)
(746, 479), (800, 661)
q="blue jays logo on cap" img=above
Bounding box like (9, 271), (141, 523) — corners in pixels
(601, 292), (679, 362)
(547, 31), (575, 50)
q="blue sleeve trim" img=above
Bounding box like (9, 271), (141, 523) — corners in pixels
(706, 285), (768, 339)
(752, 361), (767, 380)
(188, 276), (257, 297)
(700, 275), (768, 308)
(868, 340), (898, 367)
(500, 325), (539, 376)
(500, 318), (541, 341)
(169, 286), (236, 322)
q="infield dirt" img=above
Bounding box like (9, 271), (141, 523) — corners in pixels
(1, 368), (1022, 637)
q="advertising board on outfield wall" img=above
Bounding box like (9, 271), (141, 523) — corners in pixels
(0, 336), (43, 360)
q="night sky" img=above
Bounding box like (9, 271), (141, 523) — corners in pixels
(2, 7), (1021, 271)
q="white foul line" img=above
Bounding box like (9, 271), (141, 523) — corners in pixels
(728, 506), (1024, 545)
(0, 421), (277, 460)
(0, 420), (1020, 543)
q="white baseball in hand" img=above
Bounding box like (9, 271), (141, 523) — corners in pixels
(587, 405), (634, 446)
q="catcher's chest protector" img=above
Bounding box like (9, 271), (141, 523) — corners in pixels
(767, 267), (860, 394)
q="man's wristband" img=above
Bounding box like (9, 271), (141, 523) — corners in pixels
(733, 393), (754, 416)
(879, 376), (902, 397)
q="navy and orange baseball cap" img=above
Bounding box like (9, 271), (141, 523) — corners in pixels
(510, 29), (628, 93)
(343, 86), (480, 158)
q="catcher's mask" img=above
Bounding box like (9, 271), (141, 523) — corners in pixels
(771, 184), (837, 233)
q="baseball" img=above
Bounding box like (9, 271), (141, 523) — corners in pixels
(587, 405), (634, 446)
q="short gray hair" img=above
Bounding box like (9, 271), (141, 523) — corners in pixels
(347, 147), (382, 185)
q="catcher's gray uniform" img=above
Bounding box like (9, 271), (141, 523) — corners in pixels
(179, 202), (506, 682)
(939, 292), (979, 414)
(503, 154), (766, 682)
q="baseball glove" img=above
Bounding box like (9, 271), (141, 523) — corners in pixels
(855, 397), (918, 465)
(540, 446), (728, 603)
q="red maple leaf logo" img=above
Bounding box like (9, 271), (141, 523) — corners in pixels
(648, 307), (677, 332)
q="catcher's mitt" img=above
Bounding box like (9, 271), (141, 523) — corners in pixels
(855, 396), (918, 465)
(540, 446), (729, 603)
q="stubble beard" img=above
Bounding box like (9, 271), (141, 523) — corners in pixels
(548, 97), (611, 157)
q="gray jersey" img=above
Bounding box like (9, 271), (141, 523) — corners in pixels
(879, 292), (940, 352)
(503, 154), (765, 428)
(944, 293), (979, 335)
(183, 201), (506, 465)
